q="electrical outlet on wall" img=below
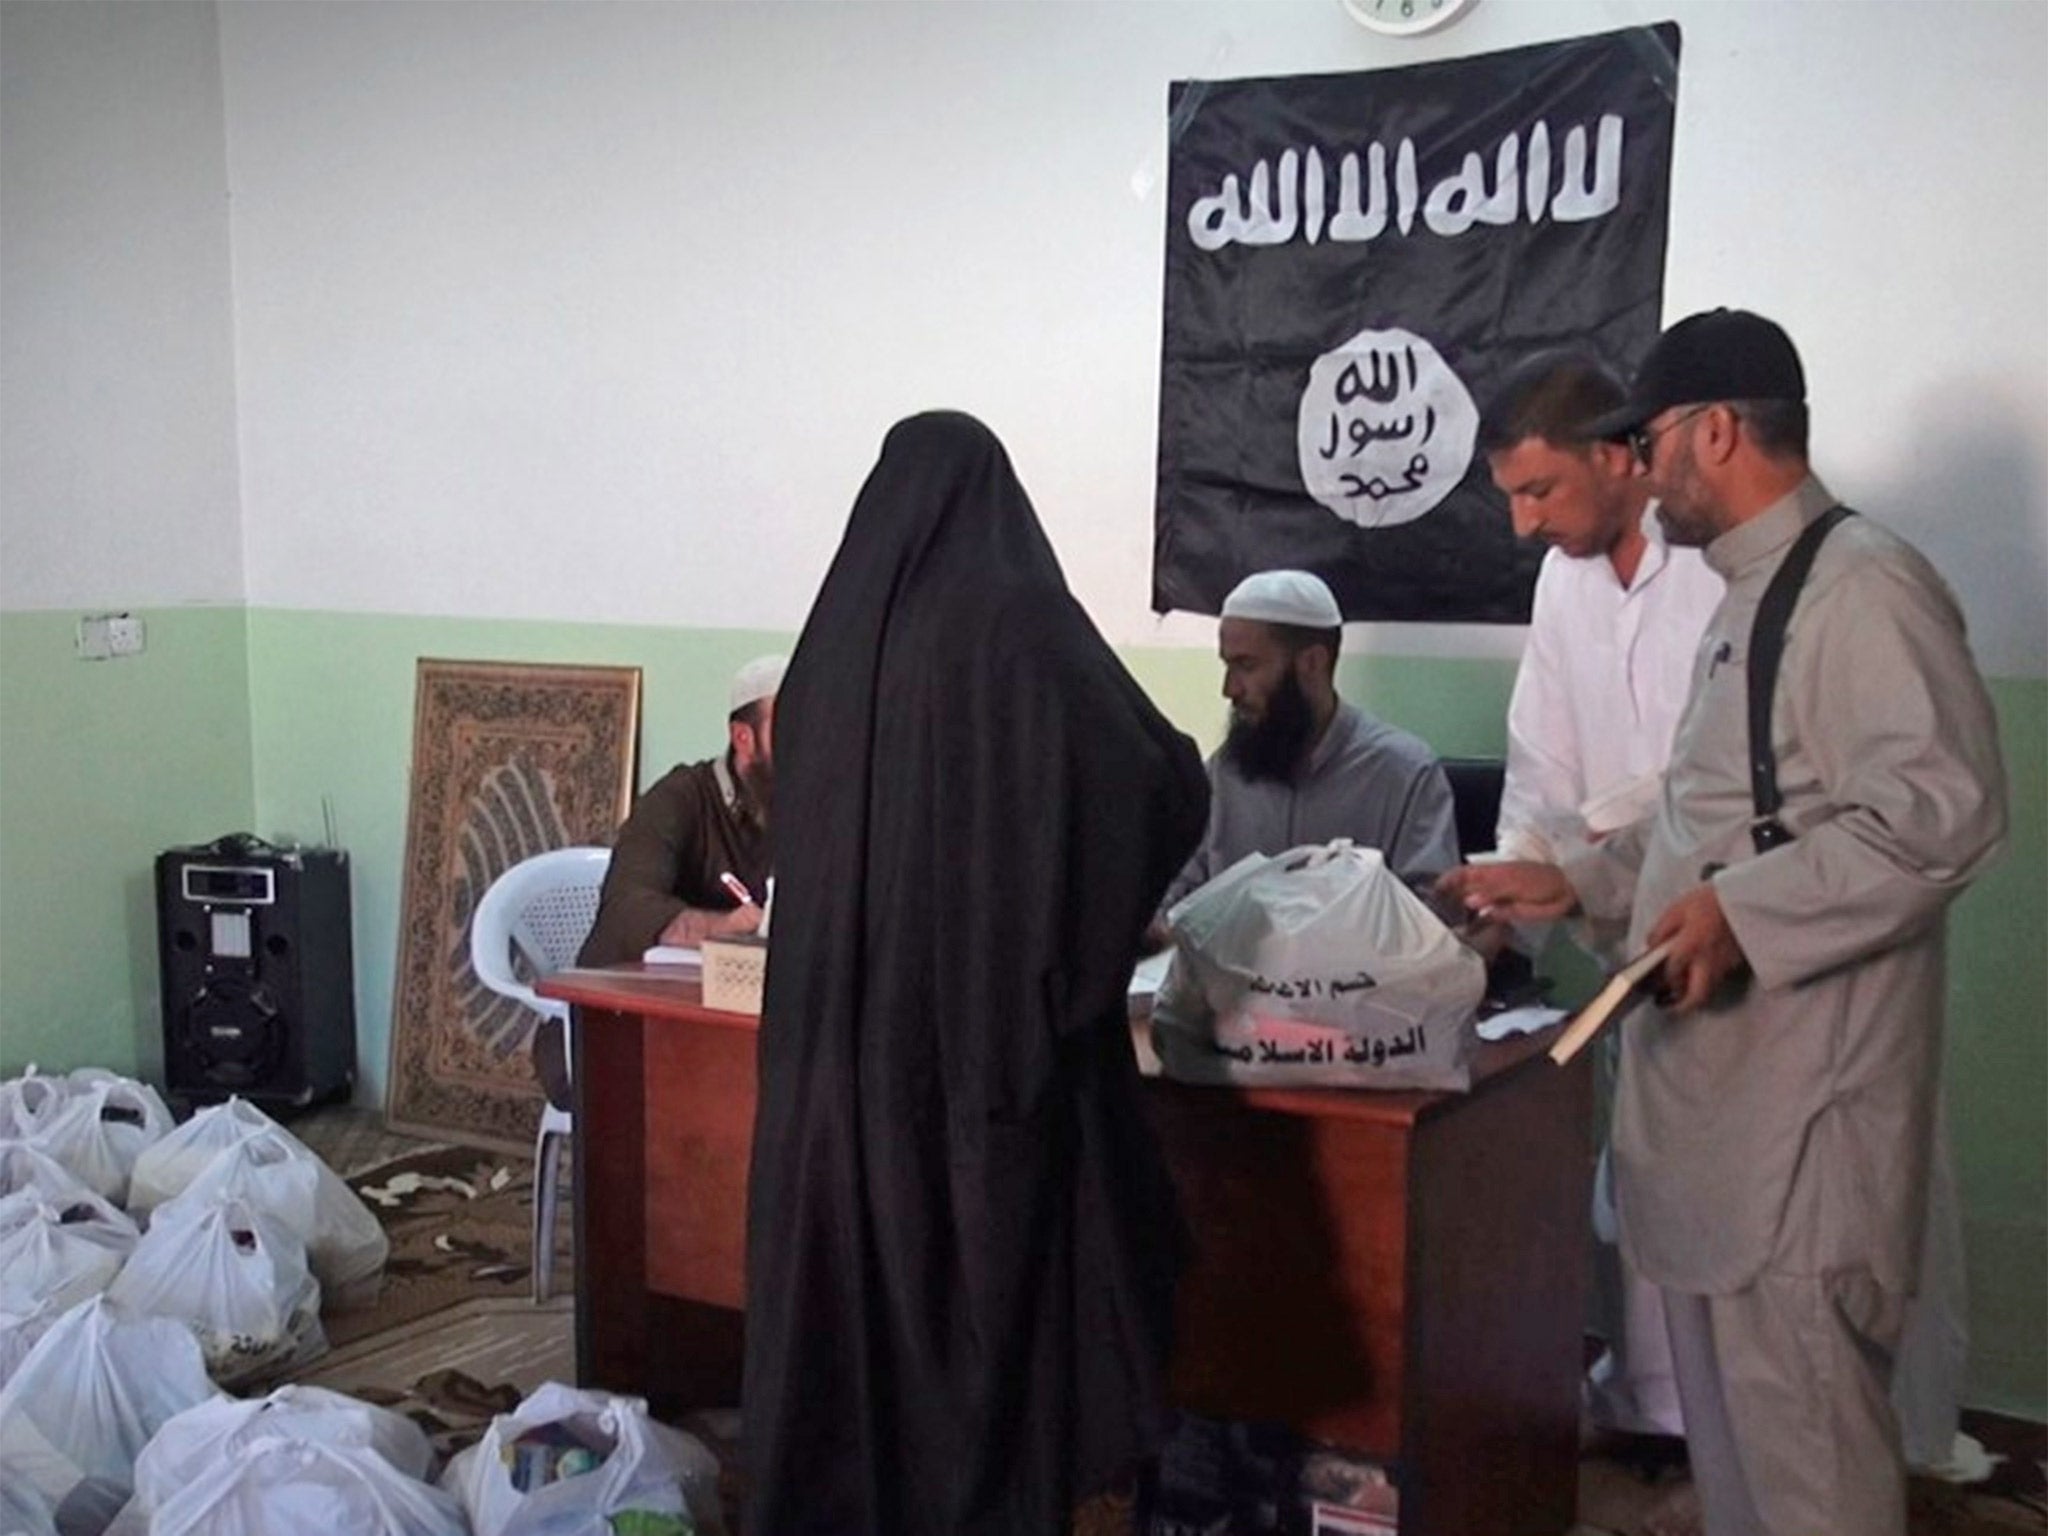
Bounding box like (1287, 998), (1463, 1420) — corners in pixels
(76, 612), (145, 660)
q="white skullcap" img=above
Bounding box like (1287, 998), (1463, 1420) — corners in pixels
(730, 654), (788, 712)
(1220, 570), (1342, 629)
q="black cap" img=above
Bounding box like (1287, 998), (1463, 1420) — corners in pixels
(1587, 308), (1807, 438)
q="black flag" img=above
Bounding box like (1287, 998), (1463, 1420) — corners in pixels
(1154, 25), (1680, 622)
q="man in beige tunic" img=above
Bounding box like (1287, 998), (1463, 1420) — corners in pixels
(1442, 309), (2006, 1536)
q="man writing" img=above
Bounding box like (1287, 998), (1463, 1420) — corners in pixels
(1160, 568), (1459, 915)
(1444, 310), (2005, 1536)
(578, 653), (783, 968)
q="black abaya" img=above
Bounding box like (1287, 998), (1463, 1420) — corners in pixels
(742, 413), (1209, 1536)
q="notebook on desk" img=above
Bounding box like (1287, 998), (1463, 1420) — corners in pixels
(641, 945), (703, 970)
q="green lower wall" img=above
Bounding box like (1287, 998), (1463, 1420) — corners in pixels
(0, 604), (2041, 1414)
(0, 606), (255, 1079)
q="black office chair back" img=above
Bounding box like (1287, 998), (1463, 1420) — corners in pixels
(1441, 757), (1506, 860)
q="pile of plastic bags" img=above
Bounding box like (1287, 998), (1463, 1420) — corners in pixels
(0, 1074), (388, 1390)
(0, 1066), (728, 1535)
(2, 1349), (725, 1536)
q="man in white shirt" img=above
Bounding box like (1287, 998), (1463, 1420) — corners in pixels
(1480, 350), (1722, 1443)
(1477, 351), (1971, 1490)
(1485, 354), (1727, 887)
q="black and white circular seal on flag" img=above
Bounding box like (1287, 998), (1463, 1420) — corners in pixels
(1297, 325), (1478, 529)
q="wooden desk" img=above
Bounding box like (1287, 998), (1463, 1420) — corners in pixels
(541, 967), (1591, 1536)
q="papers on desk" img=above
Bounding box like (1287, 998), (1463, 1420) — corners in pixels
(1129, 949), (1173, 1000)
(1475, 1003), (1568, 1042)
(1128, 951), (1174, 1078)
(641, 944), (703, 972)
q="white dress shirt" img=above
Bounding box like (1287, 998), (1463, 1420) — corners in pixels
(1496, 511), (1724, 864)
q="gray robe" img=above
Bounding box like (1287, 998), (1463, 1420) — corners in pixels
(1163, 699), (1460, 910)
(1562, 477), (2006, 1295)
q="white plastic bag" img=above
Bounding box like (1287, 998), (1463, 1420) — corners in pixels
(136, 1438), (467, 1536)
(105, 1195), (326, 1387)
(0, 1296), (213, 1510)
(0, 1066), (71, 1144)
(0, 1141), (99, 1207)
(0, 1476), (58, 1536)
(1157, 841), (1486, 1091)
(107, 1385), (437, 1535)
(0, 1186), (140, 1316)
(30, 1076), (173, 1207)
(126, 1099), (278, 1219)
(170, 1128), (388, 1309)
(441, 1381), (725, 1536)
(0, 1303), (55, 1394)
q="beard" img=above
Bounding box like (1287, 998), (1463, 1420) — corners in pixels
(1222, 668), (1317, 784)
(1650, 437), (1720, 548)
(741, 754), (774, 822)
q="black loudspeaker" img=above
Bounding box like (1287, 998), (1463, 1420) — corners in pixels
(156, 836), (356, 1110)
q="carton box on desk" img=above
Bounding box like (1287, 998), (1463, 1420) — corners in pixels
(701, 934), (768, 1014)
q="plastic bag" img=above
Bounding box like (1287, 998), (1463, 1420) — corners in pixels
(126, 1099), (279, 1219)
(105, 1195), (326, 1387)
(1157, 841), (1486, 1091)
(0, 1476), (58, 1536)
(106, 1384), (438, 1535)
(0, 1066), (71, 1144)
(30, 1076), (173, 1207)
(0, 1304), (55, 1395)
(0, 1296), (213, 1510)
(0, 1141), (99, 1208)
(0, 1186), (140, 1316)
(133, 1438), (467, 1536)
(441, 1381), (725, 1536)
(170, 1127), (388, 1309)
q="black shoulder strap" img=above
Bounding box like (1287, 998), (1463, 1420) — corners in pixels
(1748, 504), (1856, 853)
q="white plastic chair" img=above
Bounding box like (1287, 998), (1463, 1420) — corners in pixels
(467, 845), (611, 1303)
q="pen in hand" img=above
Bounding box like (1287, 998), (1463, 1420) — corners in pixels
(719, 871), (757, 908)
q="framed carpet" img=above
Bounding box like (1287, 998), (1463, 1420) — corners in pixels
(385, 660), (639, 1149)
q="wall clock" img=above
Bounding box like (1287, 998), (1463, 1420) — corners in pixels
(1342, 0), (1479, 38)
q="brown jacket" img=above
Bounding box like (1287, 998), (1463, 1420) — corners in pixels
(577, 755), (771, 968)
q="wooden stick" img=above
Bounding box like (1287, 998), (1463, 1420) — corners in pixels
(1548, 940), (1676, 1066)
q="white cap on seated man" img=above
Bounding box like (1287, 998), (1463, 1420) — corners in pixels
(1156, 569), (1461, 917)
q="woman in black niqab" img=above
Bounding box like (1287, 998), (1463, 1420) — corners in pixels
(742, 412), (1209, 1535)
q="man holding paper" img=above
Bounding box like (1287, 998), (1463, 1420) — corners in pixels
(577, 653), (782, 967)
(1482, 350), (1725, 885)
(1442, 310), (2006, 1536)
(1479, 348), (1723, 1446)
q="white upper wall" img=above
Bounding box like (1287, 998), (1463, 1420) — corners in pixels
(0, 0), (244, 611)
(10, 2), (2045, 673)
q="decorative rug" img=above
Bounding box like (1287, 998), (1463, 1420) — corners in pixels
(324, 1142), (574, 1348)
(384, 659), (640, 1149)
(293, 1296), (575, 1465)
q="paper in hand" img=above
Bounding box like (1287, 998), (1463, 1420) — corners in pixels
(1548, 940), (1675, 1066)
